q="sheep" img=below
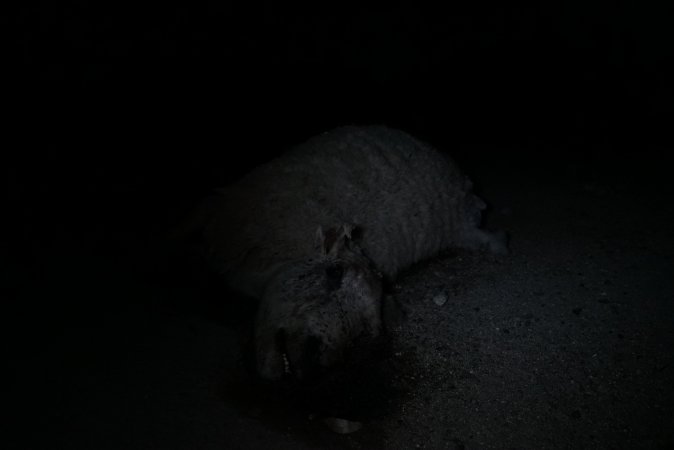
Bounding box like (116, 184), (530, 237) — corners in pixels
(177, 125), (507, 382)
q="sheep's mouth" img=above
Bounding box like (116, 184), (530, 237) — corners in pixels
(282, 352), (291, 375)
(275, 329), (293, 377)
(274, 330), (325, 383)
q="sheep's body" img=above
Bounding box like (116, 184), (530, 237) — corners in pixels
(198, 126), (503, 295)
(185, 125), (506, 381)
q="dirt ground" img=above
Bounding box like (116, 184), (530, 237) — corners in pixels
(7, 148), (673, 450)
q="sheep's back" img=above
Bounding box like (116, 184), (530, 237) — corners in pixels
(201, 126), (479, 296)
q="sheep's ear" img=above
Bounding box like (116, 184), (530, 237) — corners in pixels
(338, 223), (355, 240)
(315, 223), (358, 256)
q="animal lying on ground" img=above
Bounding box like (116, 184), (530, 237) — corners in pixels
(176, 125), (507, 383)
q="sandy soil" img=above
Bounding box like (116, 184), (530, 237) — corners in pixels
(8, 150), (673, 450)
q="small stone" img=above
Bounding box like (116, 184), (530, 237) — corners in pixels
(323, 417), (363, 434)
(433, 293), (448, 306)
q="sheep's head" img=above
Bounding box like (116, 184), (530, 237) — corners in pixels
(254, 224), (383, 383)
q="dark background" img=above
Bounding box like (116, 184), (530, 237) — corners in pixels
(10, 1), (673, 177)
(6, 1), (673, 449)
